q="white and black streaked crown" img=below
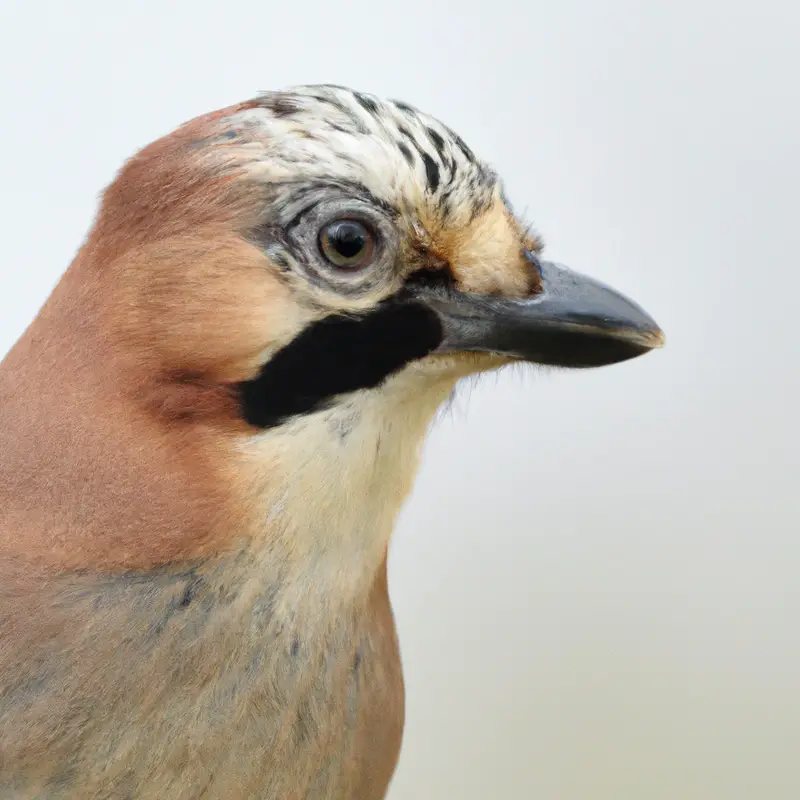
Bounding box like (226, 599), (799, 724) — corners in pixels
(226, 84), (499, 223)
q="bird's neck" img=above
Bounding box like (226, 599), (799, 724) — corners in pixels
(231, 374), (455, 603)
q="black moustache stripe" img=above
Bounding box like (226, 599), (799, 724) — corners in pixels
(236, 299), (443, 429)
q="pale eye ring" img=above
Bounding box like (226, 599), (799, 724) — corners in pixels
(318, 219), (376, 270)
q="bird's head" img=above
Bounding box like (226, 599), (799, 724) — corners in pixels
(95, 85), (662, 424)
(2, 85), (663, 575)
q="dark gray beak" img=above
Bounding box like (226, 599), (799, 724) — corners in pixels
(413, 259), (665, 368)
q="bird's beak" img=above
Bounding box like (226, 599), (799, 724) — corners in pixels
(411, 259), (665, 368)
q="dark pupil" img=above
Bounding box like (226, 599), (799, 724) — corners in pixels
(328, 222), (366, 259)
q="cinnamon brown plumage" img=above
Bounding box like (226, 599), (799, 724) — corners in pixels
(0, 85), (662, 798)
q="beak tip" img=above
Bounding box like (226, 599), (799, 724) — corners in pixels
(643, 325), (666, 350)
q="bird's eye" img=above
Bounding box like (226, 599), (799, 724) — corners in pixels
(318, 220), (375, 270)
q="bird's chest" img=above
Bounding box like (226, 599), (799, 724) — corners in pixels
(181, 611), (406, 800)
(128, 592), (405, 800)
(1, 571), (405, 800)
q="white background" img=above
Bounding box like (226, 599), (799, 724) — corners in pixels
(1, 1), (797, 797)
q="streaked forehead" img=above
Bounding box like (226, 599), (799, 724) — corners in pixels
(221, 84), (498, 221)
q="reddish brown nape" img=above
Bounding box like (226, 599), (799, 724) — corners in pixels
(0, 103), (302, 572)
(88, 101), (262, 266)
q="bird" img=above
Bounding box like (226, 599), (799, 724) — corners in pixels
(0, 84), (663, 798)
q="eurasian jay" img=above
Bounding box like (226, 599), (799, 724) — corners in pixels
(0, 85), (663, 798)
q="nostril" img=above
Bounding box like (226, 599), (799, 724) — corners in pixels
(523, 249), (544, 296)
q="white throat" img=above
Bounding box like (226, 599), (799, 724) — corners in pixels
(235, 368), (459, 601)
